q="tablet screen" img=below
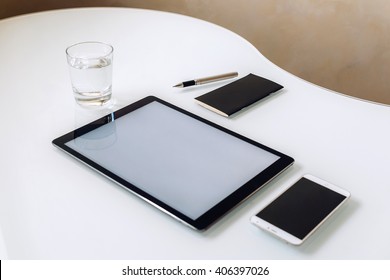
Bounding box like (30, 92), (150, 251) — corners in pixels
(53, 96), (294, 230)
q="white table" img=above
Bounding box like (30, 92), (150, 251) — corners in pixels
(1, 8), (389, 260)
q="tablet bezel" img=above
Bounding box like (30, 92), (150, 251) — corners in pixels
(52, 96), (294, 230)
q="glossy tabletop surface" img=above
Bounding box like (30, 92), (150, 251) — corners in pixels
(0, 8), (389, 259)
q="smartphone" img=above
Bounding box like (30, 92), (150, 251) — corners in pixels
(250, 174), (350, 245)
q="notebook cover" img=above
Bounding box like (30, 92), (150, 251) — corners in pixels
(195, 73), (283, 117)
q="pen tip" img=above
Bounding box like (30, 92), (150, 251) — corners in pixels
(173, 83), (183, 88)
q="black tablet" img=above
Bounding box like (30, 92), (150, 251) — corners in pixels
(52, 96), (294, 230)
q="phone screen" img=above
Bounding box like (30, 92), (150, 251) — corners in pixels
(255, 177), (348, 240)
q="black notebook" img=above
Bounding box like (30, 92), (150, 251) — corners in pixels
(195, 73), (283, 117)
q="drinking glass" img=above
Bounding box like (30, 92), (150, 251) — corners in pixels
(66, 41), (113, 106)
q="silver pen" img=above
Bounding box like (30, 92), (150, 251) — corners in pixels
(173, 72), (238, 88)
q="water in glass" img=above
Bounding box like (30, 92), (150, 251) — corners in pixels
(69, 57), (113, 106)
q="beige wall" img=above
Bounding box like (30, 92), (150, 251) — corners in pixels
(1, 0), (390, 105)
